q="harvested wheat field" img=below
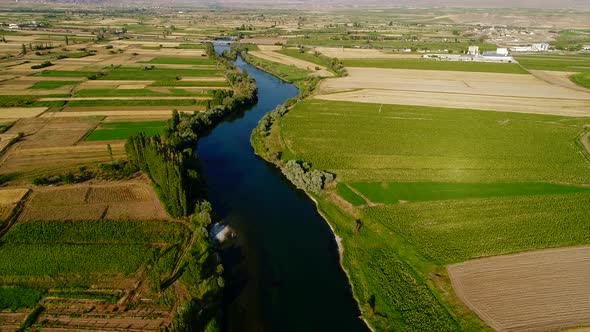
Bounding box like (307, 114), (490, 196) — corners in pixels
(0, 108), (47, 119)
(0, 143), (125, 176)
(249, 50), (333, 77)
(316, 68), (590, 116)
(448, 246), (590, 332)
(0, 188), (29, 222)
(315, 47), (422, 59)
(18, 182), (170, 222)
(16, 117), (101, 149)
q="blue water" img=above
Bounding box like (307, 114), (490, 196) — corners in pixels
(197, 47), (368, 331)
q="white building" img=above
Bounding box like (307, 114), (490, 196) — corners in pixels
(496, 48), (509, 56)
(467, 46), (480, 55)
(510, 46), (532, 52)
(8, 23), (18, 29)
(531, 43), (549, 51)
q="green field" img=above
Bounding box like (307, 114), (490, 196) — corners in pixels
(516, 54), (590, 72)
(346, 181), (590, 204)
(35, 70), (103, 78)
(572, 71), (590, 89)
(141, 56), (216, 66)
(0, 286), (44, 310)
(244, 53), (311, 83)
(276, 48), (333, 67)
(85, 121), (167, 141)
(28, 80), (79, 89)
(99, 66), (224, 80)
(74, 88), (208, 97)
(65, 99), (203, 107)
(150, 80), (229, 87)
(0, 220), (185, 278)
(342, 58), (527, 73)
(283, 100), (590, 184)
(278, 99), (590, 330)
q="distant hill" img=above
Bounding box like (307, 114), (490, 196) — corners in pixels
(2, 0), (590, 10)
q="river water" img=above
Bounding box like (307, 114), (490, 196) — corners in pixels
(196, 46), (368, 331)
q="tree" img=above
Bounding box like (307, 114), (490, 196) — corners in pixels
(65, 35), (69, 45)
(107, 143), (113, 162)
(21, 44), (27, 54)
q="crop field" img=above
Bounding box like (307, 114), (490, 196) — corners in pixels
(572, 71), (590, 89)
(140, 56), (216, 66)
(85, 120), (167, 141)
(99, 66), (224, 80)
(341, 58), (527, 74)
(18, 182), (171, 222)
(249, 49), (333, 77)
(283, 99), (590, 183)
(243, 53), (311, 83)
(74, 88), (209, 97)
(344, 182), (590, 205)
(516, 54), (590, 72)
(448, 246), (590, 331)
(35, 70), (103, 78)
(280, 98), (590, 330)
(315, 47), (423, 59)
(317, 68), (590, 116)
(28, 81), (78, 90)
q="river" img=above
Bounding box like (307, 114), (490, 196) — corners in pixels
(196, 46), (368, 331)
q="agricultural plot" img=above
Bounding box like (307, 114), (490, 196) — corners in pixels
(342, 58), (527, 74)
(140, 56), (216, 66)
(18, 182), (171, 221)
(516, 54), (590, 72)
(448, 246), (590, 332)
(315, 47), (422, 59)
(85, 121), (167, 141)
(317, 68), (590, 116)
(280, 99), (590, 330)
(99, 66), (224, 80)
(249, 49), (333, 77)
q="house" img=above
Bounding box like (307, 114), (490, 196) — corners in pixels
(531, 43), (549, 51)
(467, 46), (480, 55)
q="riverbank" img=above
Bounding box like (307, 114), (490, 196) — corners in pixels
(242, 51), (372, 331)
(198, 51), (368, 331)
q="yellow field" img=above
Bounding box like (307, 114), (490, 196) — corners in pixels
(316, 68), (590, 116)
(18, 181), (170, 222)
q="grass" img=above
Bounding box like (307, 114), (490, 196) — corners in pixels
(99, 66), (224, 80)
(35, 70), (103, 78)
(244, 52), (311, 83)
(349, 182), (590, 204)
(66, 99), (203, 107)
(0, 286), (44, 310)
(276, 48), (333, 67)
(0, 95), (36, 107)
(85, 121), (167, 141)
(150, 80), (229, 87)
(572, 71), (590, 89)
(28, 80), (79, 90)
(140, 57), (216, 66)
(516, 54), (590, 72)
(342, 58), (527, 74)
(336, 183), (366, 206)
(278, 99), (590, 330)
(74, 88), (208, 98)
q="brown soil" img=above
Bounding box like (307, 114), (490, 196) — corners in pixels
(18, 181), (170, 222)
(448, 246), (590, 332)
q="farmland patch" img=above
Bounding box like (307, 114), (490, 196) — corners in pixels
(448, 246), (590, 331)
